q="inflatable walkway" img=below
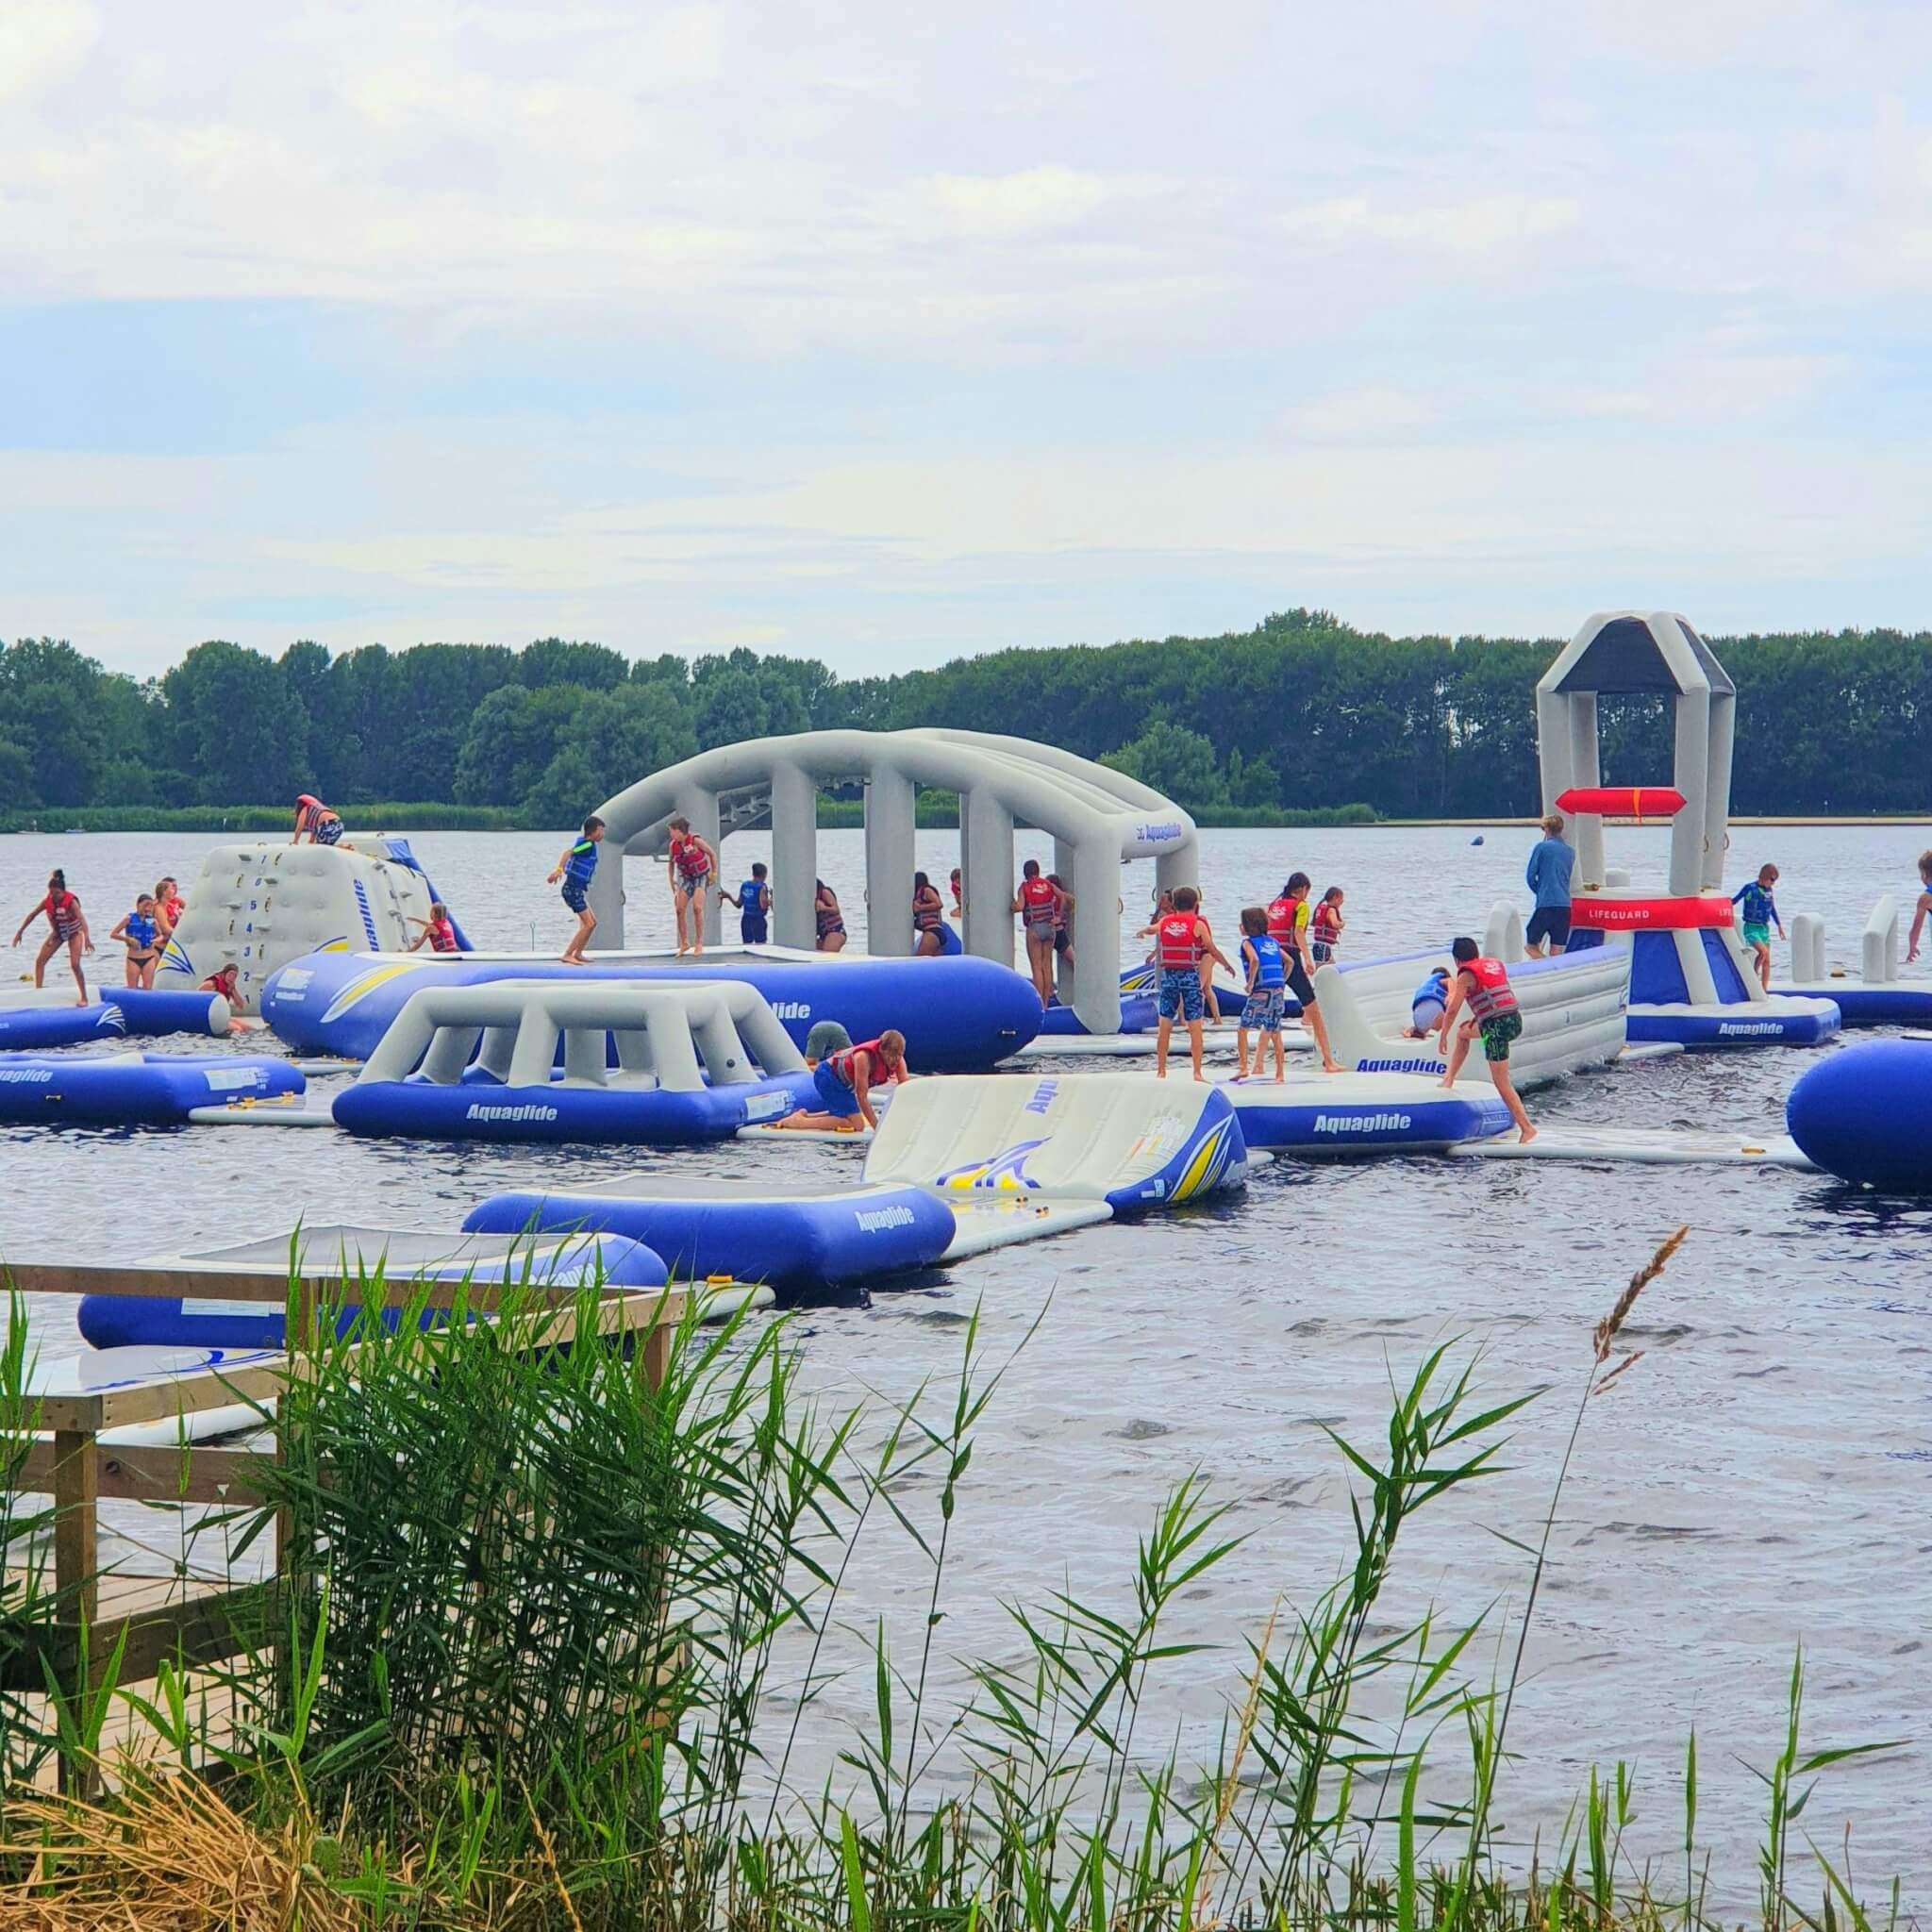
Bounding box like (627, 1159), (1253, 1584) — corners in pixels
(1214, 1072), (1511, 1153)
(333, 979), (818, 1144)
(262, 945), (1041, 1070)
(0, 1052), (303, 1126)
(1777, 896), (1932, 1027)
(465, 1071), (1246, 1293)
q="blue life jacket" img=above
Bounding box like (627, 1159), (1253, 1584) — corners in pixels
(1412, 971), (1450, 1008)
(1247, 933), (1285, 989)
(564, 838), (598, 884)
(125, 911), (156, 948)
(739, 878), (768, 936)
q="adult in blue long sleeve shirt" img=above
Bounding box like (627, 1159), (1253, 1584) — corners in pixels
(1524, 812), (1575, 957)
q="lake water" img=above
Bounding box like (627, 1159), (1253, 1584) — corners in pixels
(2, 824), (1927, 1891)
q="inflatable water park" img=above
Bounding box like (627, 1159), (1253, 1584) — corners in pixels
(5, 608), (1932, 1388)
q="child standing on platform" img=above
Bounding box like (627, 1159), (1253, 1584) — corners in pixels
(1731, 863), (1783, 991)
(1236, 906), (1288, 1081)
(547, 816), (605, 963)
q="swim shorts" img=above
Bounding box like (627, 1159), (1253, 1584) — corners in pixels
(1310, 941), (1333, 965)
(1157, 966), (1205, 1024)
(561, 878), (589, 914)
(812, 1060), (861, 1118)
(741, 917), (769, 944)
(314, 816), (343, 847)
(1741, 922), (1771, 947)
(677, 868), (710, 894)
(1054, 927), (1072, 954)
(1479, 1009), (1524, 1062)
(1525, 907), (1571, 949)
(1240, 987), (1284, 1031)
(1285, 957), (1317, 1006)
(1410, 997), (1446, 1033)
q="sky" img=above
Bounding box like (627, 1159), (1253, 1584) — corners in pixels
(4, 0), (1932, 679)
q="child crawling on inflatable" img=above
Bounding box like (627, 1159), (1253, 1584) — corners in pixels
(1436, 937), (1536, 1144)
(773, 1027), (908, 1134)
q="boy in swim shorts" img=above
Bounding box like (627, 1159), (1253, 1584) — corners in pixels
(1731, 863), (1783, 991)
(1137, 886), (1234, 1081)
(1437, 937), (1535, 1143)
(547, 815), (605, 963)
(1236, 906), (1288, 1081)
(724, 861), (772, 944)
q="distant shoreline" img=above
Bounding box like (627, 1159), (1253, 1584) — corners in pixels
(6, 807), (1930, 837)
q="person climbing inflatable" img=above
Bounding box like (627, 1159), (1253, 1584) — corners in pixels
(1437, 937), (1535, 1143)
(1405, 965), (1452, 1041)
(291, 794), (343, 846)
(774, 1028), (908, 1133)
(665, 815), (718, 957)
(408, 901), (460, 954)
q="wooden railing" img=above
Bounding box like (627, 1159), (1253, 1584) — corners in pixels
(1, 1263), (686, 1789)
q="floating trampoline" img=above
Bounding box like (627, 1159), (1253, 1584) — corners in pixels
(75, 1225), (669, 1352)
(0, 1052), (303, 1126)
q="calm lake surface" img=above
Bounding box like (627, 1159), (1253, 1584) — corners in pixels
(2, 823), (1927, 1889)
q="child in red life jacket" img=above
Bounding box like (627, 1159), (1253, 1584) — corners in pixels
(1135, 885), (1235, 1081)
(408, 901), (460, 953)
(1437, 937), (1536, 1143)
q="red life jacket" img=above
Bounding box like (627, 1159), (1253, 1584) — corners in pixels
(1461, 955), (1518, 1022)
(44, 890), (78, 931)
(1266, 895), (1300, 944)
(428, 917), (458, 953)
(669, 832), (710, 879)
(1019, 874), (1058, 928)
(1157, 912), (1202, 969)
(829, 1038), (885, 1086)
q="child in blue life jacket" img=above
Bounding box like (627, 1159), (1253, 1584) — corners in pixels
(1731, 863), (1783, 991)
(1406, 965), (1452, 1040)
(1236, 905), (1289, 1081)
(723, 862), (772, 944)
(547, 815), (605, 963)
(109, 892), (161, 989)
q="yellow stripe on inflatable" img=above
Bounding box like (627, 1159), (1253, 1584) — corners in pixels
(318, 958), (431, 1024)
(1170, 1116), (1233, 1202)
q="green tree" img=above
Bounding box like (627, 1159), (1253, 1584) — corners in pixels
(1101, 716), (1227, 810)
(161, 641), (310, 804)
(518, 638), (629, 691)
(692, 663), (769, 749)
(455, 685), (585, 807)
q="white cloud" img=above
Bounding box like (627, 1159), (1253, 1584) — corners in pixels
(1279, 192), (1584, 255)
(921, 165), (1110, 236)
(0, 0), (95, 105)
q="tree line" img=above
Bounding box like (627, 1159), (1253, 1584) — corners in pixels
(1, 612), (1924, 824)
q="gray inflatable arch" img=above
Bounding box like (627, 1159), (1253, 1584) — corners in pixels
(588, 728), (1199, 1036)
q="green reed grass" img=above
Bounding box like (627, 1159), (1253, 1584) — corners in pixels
(0, 1236), (1910, 1930)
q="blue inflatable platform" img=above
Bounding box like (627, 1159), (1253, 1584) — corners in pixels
(1786, 1040), (1932, 1191)
(334, 1068), (819, 1144)
(1222, 1073), (1511, 1153)
(260, 949), (1041, 1069)
(0, 1003), (125, 1051)
(466, 1178), (957, 1292)
(0, 1053), (303, 1126)
(76, 1226), (668, 1351)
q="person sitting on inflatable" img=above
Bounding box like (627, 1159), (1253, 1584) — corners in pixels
(723, 862), (772, 944)
(291, 793), (344, 846)
(547, 814), (605, 964)
(407, 901), (460, 954)
(1136, 886), (1234, 1082)
(1731, 863), (1784, 992)
(774, 1028), (908, 1133)
(666, 815), (718, 957)
(109, 892), (162, 989)
(11, 869), (91, 1006)
(1436, 937), (1535, 1144)
(1405, 965), (1452, 1041)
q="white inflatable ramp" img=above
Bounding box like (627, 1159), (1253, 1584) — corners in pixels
(941, 1196), (1113, 1257)
(865, 1071), (1245, 1211)
(1446, 1124), (1810, 1168)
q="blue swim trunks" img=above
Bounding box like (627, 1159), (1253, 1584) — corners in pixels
(1240, 987), (1284, 1030)
(561, 878), (589, 914)
(812, 1060), (861, 1118)
(1157, 966), (1205, 1024)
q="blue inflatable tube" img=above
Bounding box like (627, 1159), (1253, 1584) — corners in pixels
(76, 1232), (668, 1350)
(1625, 1003), (1840, 1048)
(0, 1053), (303, 1125)
(0, 1003), (125, 1051)
(261, 950), (1042, 1069)
(1787, 1040), (1932, 1190)
(98, 989), (231, 1037)
(1772, 984), (1932, 1027)
(465, 1181), (956, 1291)
(333, 1069), (819, 1144)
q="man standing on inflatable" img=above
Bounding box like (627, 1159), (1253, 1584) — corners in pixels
(665, 814), (719, 957)
(1436, 937), (1536, 1144)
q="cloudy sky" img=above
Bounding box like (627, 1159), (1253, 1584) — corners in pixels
(5, 0), (1931, 676)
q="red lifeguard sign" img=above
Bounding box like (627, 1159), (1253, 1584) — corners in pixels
(1556, 786), (1687, 823)
(1570, 893), (1734, 930)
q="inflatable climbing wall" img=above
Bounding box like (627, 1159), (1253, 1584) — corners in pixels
(156, 840), (441, 1012)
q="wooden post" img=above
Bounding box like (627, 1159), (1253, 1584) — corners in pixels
(642, 1300), (675, 1392)
(50, 1426), (100, 1795)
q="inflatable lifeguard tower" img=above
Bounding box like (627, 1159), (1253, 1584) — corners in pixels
(1535, 611), (1839, 1046)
